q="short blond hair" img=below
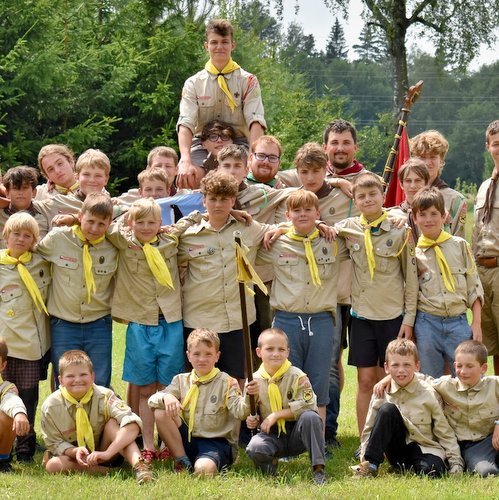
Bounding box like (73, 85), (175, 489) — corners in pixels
(295, 142), (327, 171)
(257, 328), (288, 348)
(128, 197), (161, 222)
(138, 167), (169, 189)
(81, 192), (113, 220)
(398, 158), (430, 185)
(286, 189), (319, 211)
(410, 130), (449, 160)
(37, 144), (75, 177)
(217, 144), (248, 164)
(59, 350), (93, 377)
(147, 146), (178, 167)
(352, 171), (384, 197)
(75, 149), (111, 176)
(187, 328), (220, 351)
(2, 212), (39, 245)
(385, 339), (419, 364)
(455, 340), (488, 365)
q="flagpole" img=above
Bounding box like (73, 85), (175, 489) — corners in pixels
(234, 232), (257, 416)
(382, 80), (424, 194)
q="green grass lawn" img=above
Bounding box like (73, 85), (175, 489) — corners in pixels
(2, 322), (498, 499)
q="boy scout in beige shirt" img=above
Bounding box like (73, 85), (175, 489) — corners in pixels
(412, 187), (483, 378)
(352, 339), (463, 477)
(149, 328), (246, 474)
(335, 171), (418, 438)
(0, 213), (50, 463)
(36, 193), (117, 388)
(0, 337), (30, 472)
(41, 350), (152, 483)
(473, 120), (499, 375)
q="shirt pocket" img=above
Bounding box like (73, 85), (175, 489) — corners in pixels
(316, 252), (335, 279)
(52, 256), (79, 285)
(0, 285), (23, 303)
(373, 245), (398, 274)
(187, 246), (219, 277)
(449, 265), (467, 291)
(202, 402), (226, 432)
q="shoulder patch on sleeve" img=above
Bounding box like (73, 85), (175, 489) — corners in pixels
(298, 376), (311, 388)
(303, 388), (313, 401)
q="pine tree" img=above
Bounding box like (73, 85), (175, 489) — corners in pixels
(324, 18), (348, 61)
(353, 23), (388, 64)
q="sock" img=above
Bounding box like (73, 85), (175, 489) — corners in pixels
(0, 453), (10, 461)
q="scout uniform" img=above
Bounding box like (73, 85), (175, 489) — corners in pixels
(0, 202), (50, 247)
(0, 380), (27, 419)
(438, 184), (467, 238)
(473, 176), (499, 354)
(360, 377), (464, 472)
(245, 364), (325, 469)
(41, 384), (142, 456)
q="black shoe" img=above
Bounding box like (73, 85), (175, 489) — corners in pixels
(325, 436), (341, 449)
(16, 453), (34, 464)
(313, 468), (327, 485)
(0, 460), (13, 473)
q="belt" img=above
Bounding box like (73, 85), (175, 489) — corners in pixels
(477, 256), (498, 268)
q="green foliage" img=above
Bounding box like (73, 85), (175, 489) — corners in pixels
(324, 18), (348, 61)
(454, 178), (478, 205)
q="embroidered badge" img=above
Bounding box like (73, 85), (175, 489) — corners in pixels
(210, 395), (217, 403)
(352, 243), (360, 251)
(207, 247), (215, 255)
(6, 309), (15, 318)
(59, 255), (77, 263)
(287, 390), (293, 400)
(115, 401), (129, 411)
(386, 239), (393, 247)
(303, 389), (313, 401)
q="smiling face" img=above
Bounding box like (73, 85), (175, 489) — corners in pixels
(353, 185), (384, 221)
(139, 179), (169, 200)
(454, 352), (487, 387)
(78, 166), (109, 195)
(286, 204), (320, 235)
(59, 363), (95, 399)
(256, 332), (290, 376)
(323, 130), (358, 170)
(80, 211), (111, 242)
(40, 152), (76, 188)
(413, 205), (446, 240)
(129, 213), (161, 243)
(6, 183), (37, 211)
(187, 341), (220, 377)
(249, 142), (281, 184)
(205, 32), (235, 69)
(385, 353), (419, 388)
(6, 228), (35, 258)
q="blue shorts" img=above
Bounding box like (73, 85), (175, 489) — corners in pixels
(123, 319), (184, 386)
(272, 310), (334, 406)
(179, 423), (233, 470)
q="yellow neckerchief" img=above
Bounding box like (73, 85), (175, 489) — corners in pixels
(257, 359), (292, 436)
(139, 236), (174, 289)
(417, 230), (456, 292)
(359, 211), (389, 280)
(0, 250), (48, 314)
(181, 368), (220, 441)
(72, 225), (105, 303)
(286, 227), (322, 287)
(235, 239), (268, 296)
(60, 386), (95, 452)
(54, 181), (79, 195)
(204, 58), (241, 112)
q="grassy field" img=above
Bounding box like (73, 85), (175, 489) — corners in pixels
(2, 322), (498, 499)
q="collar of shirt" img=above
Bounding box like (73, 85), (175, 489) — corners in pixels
(456, 376), (486, 393)
(192, 215), (237, 234)
(306, 182), (333, 200)
(389, 376), (419, 395)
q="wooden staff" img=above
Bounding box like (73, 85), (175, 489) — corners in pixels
(382, 80), (424, 192)
(234, 232), (257, 416)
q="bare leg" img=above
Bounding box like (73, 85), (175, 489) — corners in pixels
(99, 418), (141, 466)
(194, 457), (217, 476)
(139, 383), (159, 451)
(45, 455), (109, 474)
(356, 366), (382, 436)
(154, 409), (185, 458)
(0, 412), (15, 454)
(126, 383), (140, 416)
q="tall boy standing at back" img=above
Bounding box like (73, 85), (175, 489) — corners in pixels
(473, 120), (499, 375)
(176, 18), (266, 189)
(336, 172), (418, 438)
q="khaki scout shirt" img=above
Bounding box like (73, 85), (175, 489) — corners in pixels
(416, 236), (483, 317)
(427, 374), (499, 442)
(36, 193), (83, 226)
(37, 227), (117, 323)
(361, 377), (463, 467)
(177, 217), (270, 332)
(108, 212), (201, 325)
(256, 232), (348, 314)
(148, 371), (246, 446)
(0, 254), (50, 360)
(440, 186), (467, 238)
(473, 176), (499, 258)
(41, 384), (142, 456)
(250, 365), (318, 422)
(237, 184), (291, 225)
(0, 381), (27, 418)
(0, 202), (50, 248)
(177, 68), (266, 138)
(336, 217), (418, 325)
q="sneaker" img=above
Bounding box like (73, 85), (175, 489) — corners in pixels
(133, 457), (154, 484)
(313, 468), (327, 485)
(42, 450), (54, 468)
(140, 449), (157, 464)
(350, 460), (378, 478)
(174, 456), (192, 473)
(157, 446), (171, 461)
(0, 460), (13, 473)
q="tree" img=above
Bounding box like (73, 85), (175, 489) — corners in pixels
(352, 23), (387, 64)
(271, 0), (499, 112)
(324, 18), (348, 61)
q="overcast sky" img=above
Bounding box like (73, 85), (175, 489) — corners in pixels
(273, 0), (498, 71)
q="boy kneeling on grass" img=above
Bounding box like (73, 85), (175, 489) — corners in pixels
(245, 328), (327, 485)
(41, 350), (153, 484)
(149, 328), (246, 475)
(351, 338), (463, 477)
(0, 337), (29, 473)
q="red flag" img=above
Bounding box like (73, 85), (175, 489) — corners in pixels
(384, 127), (410, 207)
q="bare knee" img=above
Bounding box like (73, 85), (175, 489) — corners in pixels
(45, 457), (67, 474)
(194, 457), (217, 476)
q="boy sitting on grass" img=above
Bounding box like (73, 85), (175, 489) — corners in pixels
(351, 338), (463, 477)
(41, 350), (153, 483)
(245, 328), (327, 485)
(149, 328), (245, 475)
(0, 337), (29, 472)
